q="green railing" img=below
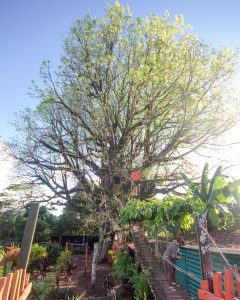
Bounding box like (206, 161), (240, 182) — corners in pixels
(176, 246), (240, 299)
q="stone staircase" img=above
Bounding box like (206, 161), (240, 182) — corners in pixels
(133, 230), (193, 300)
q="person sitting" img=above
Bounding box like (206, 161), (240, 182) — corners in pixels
(163, 237), (185, 291)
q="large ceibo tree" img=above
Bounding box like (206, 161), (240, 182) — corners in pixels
(10, 2), (239, 259)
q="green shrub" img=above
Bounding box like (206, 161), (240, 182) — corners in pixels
(112, 250), (135, 280)
(130, 269), (153, 300)
(0, 245), (20, 273)
(67, 293), (86, 300)
(29, 243), (47, 272)
(54, 250), (74, 290)
(112, 249), (153, 300)
(31, 284), (79, 300)
(31, 279), (86, 300)
(46, 243), (62, 265)
(30, 243), (47, 264)
(0, 246), (4, 261)
(50, 289), (75, 299)
(5, 261), (13, 273)
(30, 272), (56, 300)
(0, 246), (5, 276)
(68, 292), (86, 300)
(55, 250), (72, 271)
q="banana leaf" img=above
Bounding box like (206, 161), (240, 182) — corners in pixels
(181, 173), (201, 199)
(200, 163), (209, 203)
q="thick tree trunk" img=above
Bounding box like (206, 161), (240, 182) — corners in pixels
(91, 242), (99, 294)
(98, 222), (112, 263)
(98, 240), (111, 263)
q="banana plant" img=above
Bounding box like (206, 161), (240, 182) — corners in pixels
(182, 163), (240, 229)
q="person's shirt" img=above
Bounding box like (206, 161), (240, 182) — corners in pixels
(163, 240), (179, 262)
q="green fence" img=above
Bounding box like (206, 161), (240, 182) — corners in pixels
(176, 246), (240, 299)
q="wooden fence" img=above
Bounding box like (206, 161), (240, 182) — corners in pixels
(198, 265), (240, 300)
(0, 269), (32, 300)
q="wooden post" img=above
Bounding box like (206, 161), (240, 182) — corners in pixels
(224, 269), (235, 300)
(16, 269), (23, 299)
(196, 214), (213, 291)
(17, 202), (40, 270)
(198, 267), (238, 300)
(0, 277), (6, 299)
(65, 242), (68, 251)
(10, 269), (20, 300)
(18, 283), (32, 300)
(234, 265), (240, 298)
(84, 243), (89, 276)
(91, 242), (99, 294)
(2, 273), (13, 300)
(20, 269), (26, 294)
(213, 272), (223, 297)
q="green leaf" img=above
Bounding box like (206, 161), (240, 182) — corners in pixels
(208, 175), (228, 204)
(227, 180), (240, 192)
(216, 192), (231, 204)
(181, 173), (201, 199)
(208, 208), (220, 229)
(200, 163), (209, 202)
(215, 203), (230, 214)
(208, 166), (222, 201)
(228, 180), (240, 203)
(144, 207), (153, 219)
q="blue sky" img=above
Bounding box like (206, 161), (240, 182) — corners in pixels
(0, 0), (240, 139)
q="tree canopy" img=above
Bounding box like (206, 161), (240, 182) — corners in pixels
(9, 2), (240, 237)
(0, 204), (58, 244)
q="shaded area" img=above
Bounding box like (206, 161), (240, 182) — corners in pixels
(59, 253), (136, 299)
(59, 254), (111, 298)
